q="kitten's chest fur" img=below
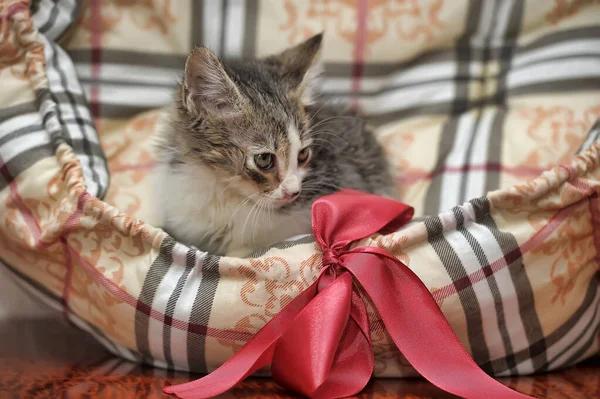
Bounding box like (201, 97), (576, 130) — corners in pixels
(155, 163), (312, 257)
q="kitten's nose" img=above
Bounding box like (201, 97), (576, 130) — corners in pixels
(282, 175), (300, 200)
(283, 189), (300, 199)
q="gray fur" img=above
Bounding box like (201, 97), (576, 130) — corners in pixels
(283, 103), (394, 211)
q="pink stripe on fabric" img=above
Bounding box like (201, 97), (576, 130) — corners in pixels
(0, 157), (42, 241)
(350, 0), (368, 111)
(432, 199), (581, 303)
(60, 194), (88, 313)
(90, 0), (102, 123)
(560, 163), (599, 268)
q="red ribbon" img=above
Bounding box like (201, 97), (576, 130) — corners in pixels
(164, 189), (534, 399)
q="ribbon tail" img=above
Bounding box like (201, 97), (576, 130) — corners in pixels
(311, 289), (374, 399)
(272, 272), (354, 397)
(347, 249), (535, 399)
(164, 282), (318, 399)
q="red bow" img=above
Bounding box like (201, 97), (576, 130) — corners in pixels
(164, 189), (534, 399)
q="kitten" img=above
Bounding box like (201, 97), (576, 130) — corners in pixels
(153, 34), (393, 257)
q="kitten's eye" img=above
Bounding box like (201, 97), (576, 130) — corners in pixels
(254, 153), (275, 170)
(298, 147), (311, 165)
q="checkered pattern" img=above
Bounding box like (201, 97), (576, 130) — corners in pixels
(0, 0), (599, 382)
(41, 34), (109, 198)
(0, 1), (108, 199)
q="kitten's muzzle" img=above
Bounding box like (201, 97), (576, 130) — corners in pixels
(282, 189), (300, 200)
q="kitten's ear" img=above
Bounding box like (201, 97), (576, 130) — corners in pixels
(182, 47), (246, 118)
(269, 33), (324, 106)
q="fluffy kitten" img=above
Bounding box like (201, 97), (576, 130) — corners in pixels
(154, 34), (393, 257)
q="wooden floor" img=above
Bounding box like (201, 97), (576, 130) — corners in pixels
(0, 318), (598, 398)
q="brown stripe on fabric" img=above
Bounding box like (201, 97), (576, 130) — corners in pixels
(247, 234), (315, 258)
(52, 90), (89, 106)
(323, 50), (455, 77)
(456, 198), (516, 374)
(578, 120), (600, 153)
(29, 115), (97, 142)
(456, 0), (503, 205)
(477, 213), (548, 372)
(57, 137), (104, 159)
(47, 40), (102, 193)
(79, 77), (177, 89)
(508, 79), (600, 96)
(37, 0), (60, 34)
(484, 110), (505, 193)
(163, 249), (196, 368)
(35, 89), (89, 112)
(134, 237), (176, 363)
(324, 76), (460, 97)
(0, 102), (37, 123)
(464, 1), (524, 202)
(422, 117), (459, 215)
(481, 273), (599, 374)
(556, 297), (600, 369)
(242, 0), (258, 59)
(516, 26), (600, 55)
(424, 213), (493, 370)
(187, 254), (221, 373)
(423, 0), (482, 216)
(0, 146), (54, 191)
(515, 53), (600, 71)
(191, 0), (204, 47)
(363, 102), (453, 127)
(68, 49), (187, 69)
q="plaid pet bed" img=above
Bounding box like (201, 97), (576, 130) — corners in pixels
(1, 0), (599, 379)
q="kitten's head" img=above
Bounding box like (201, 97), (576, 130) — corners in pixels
(174, 33), (323, 207)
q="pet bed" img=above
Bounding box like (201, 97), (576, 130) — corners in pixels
(1, 0), (599, 388)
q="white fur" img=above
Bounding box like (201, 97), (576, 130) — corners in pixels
(154, 162), (312, 257)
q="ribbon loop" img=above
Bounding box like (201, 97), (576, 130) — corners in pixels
(164, 189), (535, 399)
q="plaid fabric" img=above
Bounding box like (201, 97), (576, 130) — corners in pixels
(0, 0), (108, 199)
(0, 0), (598, 380)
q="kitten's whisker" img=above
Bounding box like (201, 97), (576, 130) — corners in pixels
(241, 196), (262, 245)
(313, 129), (349, 144)
(310, 115), (362, 132)
(227, 193), (259, 231)
(309, 138), (337, 149)
(251, 198), (266, 248)
(306, 98), (336, 125)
